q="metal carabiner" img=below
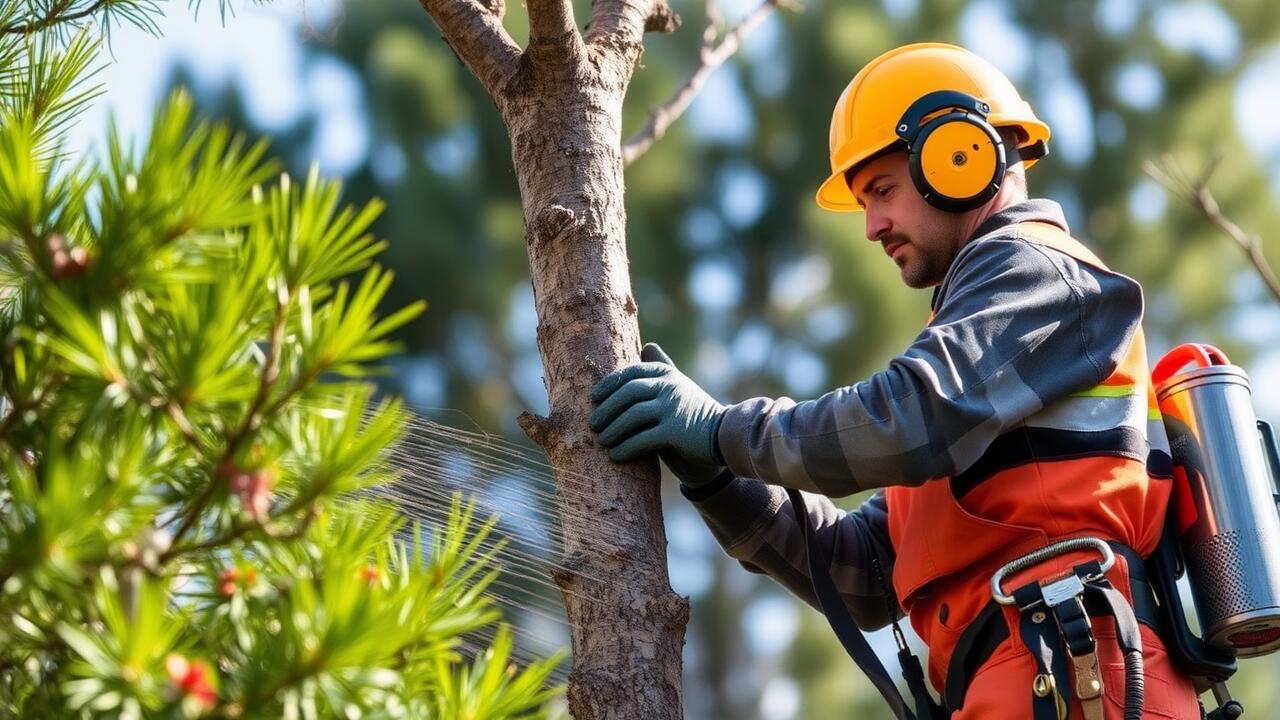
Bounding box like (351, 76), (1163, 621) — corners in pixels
(991, 537), (1115, 606)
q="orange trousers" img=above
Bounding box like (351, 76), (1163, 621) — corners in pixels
(952, 618), (1202, 719)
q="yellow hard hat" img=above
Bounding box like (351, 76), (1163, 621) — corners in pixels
(816, 43), (1051, 212)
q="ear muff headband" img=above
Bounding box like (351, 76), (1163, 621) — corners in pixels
(896, 90), (1005, 213)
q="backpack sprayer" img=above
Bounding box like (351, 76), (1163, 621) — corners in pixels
(1149, 343), (1280, 719)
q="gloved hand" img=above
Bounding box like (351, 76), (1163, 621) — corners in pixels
(589, 343), (726, 486)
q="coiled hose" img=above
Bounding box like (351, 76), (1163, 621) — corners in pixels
(1122, 648), (1144, 720)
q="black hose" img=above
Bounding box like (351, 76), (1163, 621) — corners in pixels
(1123, 648), (1145, 720)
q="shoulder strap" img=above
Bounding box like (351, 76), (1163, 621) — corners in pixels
(1015, 221), (1109, 271)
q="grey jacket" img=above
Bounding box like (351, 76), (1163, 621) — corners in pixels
(684, 199), (1144, 630)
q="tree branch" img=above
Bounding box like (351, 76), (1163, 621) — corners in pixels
(0, 0), (107, 35)
(417, 0), (522, 102)
(527, 0), (580, 47)
(586, 0), (681, 49)
(1145, 153), (1280, 304)
(621, 0), (799, 166)
(169, 287), (291, 549)
(644, 1), (680, 33)
(517, 410), (555, 449)
(160, 504), (317, 564)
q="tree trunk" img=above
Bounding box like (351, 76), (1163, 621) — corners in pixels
(508, 39), (689, 720)
(414, 1), (689, 715)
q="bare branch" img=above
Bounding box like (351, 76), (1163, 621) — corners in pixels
(702, 0), (722, 45)
(528, 0), (582, 50)
(586, 0), (681, 49)
(1145, 153), (1280, 305)
(0, 0), (108, 35)
(517, 410), (556, 450)
(621, 0), (799, 166)
(645, 1), (680, 33)
(417, 0), (522, 102)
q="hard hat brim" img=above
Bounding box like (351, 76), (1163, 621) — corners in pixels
(816, 163), (869, 213)
(815, 140), (907, 213)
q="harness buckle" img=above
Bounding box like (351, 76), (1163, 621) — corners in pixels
(1041, 574), (1086, 608)
(991, 536), (1115, 605)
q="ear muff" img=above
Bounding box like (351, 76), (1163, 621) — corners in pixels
(896, 90), (1006, 213)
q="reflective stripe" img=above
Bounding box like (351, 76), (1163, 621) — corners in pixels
(1069, 384), (1137, 399)
(1025, 392), (1146, 434)
(951, 387), (1152, 497)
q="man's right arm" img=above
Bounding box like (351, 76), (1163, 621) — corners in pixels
(681, 474), (899, 631)
(713, 237), (1143, 496)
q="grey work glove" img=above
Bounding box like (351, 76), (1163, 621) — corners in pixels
(589, 343), (727, 487)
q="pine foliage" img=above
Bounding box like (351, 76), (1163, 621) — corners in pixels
(0, 3), (564, 717)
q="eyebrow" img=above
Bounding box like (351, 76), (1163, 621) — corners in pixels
(859, 173), (892, 197)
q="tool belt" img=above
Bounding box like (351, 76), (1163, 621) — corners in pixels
(945, 539), (1158, 720)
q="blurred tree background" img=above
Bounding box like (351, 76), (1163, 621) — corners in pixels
(81, 0), (1280, 716)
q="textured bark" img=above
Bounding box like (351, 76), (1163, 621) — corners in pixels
(416, 0), (520, 101)
(418, 0), (689, 717)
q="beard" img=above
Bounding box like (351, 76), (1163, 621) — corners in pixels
(888, 231), (956, 289)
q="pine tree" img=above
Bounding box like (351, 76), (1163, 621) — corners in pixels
(0, 2), (563, 717)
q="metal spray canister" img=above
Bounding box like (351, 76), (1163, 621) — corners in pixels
(1153, 343), (1280, 657)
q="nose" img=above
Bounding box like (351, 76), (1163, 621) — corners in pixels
(864, 208), (892, 243)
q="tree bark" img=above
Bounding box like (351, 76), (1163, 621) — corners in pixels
(417, 0), (689, 716)
(509, 30), (690, 720)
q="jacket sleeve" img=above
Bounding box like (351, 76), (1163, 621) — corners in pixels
(715, 236), (1144, 496)
(682, 473), (900, 630)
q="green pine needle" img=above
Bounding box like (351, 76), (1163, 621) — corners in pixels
(0, 2), (564, 717)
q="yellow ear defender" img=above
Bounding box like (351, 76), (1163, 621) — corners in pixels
(897, 90), (1008, 212)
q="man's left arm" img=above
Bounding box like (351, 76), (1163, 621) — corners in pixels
(716, 238), (1143, 496)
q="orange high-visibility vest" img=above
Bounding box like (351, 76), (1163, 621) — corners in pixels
(883, 222), (1179, 699)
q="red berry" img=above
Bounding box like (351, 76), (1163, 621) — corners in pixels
(219, 568), (238, 597)
(218, 566), (258, 597)
(166, 654), (216, 708)
(47, 235), (91, 280)
(223, 462), (273, 522)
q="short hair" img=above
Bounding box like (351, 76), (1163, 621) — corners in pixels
(998, 126), (1028, 197)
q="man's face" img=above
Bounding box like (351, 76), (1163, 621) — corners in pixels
(849, 152), (970, 289)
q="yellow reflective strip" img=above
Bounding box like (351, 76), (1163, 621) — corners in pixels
(1148, 409), (1163, 422)
(1070, 384), (1138, 398)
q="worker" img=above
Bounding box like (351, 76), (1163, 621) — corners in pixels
(589, 43), (1204, 718)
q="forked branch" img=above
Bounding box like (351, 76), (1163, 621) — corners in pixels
(1145, 153), (1280, 304)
